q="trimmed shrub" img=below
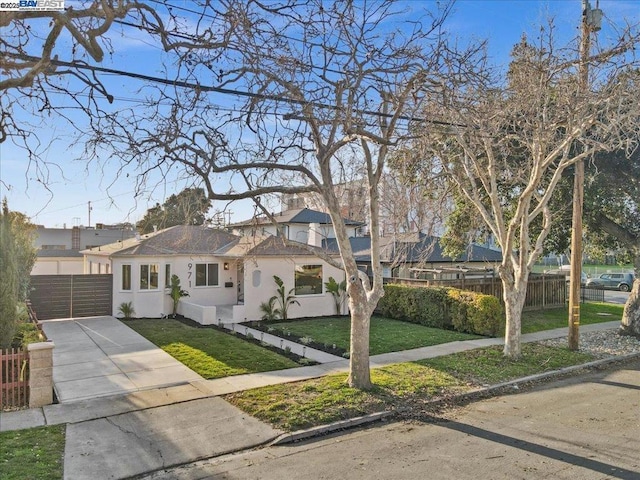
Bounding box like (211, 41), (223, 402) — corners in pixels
(377, 284), (452, 329)
(448, 289), (504, 336)
(377, 283), (504, 336)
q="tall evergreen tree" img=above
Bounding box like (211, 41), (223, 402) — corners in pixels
(136, 188), (212, 234)
(0, 200), (36, 348)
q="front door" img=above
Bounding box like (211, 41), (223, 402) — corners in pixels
(237, 262), (244, 303)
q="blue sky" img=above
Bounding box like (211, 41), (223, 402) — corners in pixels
(1, 0), (637, 228)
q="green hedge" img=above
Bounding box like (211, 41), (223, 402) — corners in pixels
(377, 284), (504, 336)
(376, 284), (451, 329)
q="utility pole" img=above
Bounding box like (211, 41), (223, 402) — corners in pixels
(88, 201), (92, 228)
(568, 0), (602, 350)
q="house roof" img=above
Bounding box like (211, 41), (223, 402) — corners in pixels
(230, 207), (363, 227)
(37, 249), (84, 258)
(324, 234), (502, 264)
(322, 237), (374, 262)
(399, 235), (502, 263)
(82, 225), (240, 257)
(246, 235), (332, 257)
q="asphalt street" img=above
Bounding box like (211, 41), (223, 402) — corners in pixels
(143, 358), (640, 480)
(604, 290), (631, 305)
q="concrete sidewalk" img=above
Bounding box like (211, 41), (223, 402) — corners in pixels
(0, 320), (624, 480)
(40, 316), (203, 403)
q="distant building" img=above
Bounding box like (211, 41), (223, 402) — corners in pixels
(281, 176), (449, 237)
(229, 207), (363, 243)
(32, 223), (136, 275)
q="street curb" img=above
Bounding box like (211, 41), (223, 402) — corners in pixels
(270, 411), (395, 445)
(268, 352), (640, 446)
(481, 351), (640, 393)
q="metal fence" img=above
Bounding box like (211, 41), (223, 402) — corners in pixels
(1, 348), (29, 410)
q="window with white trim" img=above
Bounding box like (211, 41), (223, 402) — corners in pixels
(294, 264), (323, 295)
(195, 263), (219, 287)
(140, 264), (159, 290)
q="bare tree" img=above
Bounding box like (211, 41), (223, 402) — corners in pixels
(89, 0), (466, 389)
(405, 28), (640, 357)
(0, 0), (233, 192)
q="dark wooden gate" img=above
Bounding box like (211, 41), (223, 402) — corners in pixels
(29, 274), (113, 320)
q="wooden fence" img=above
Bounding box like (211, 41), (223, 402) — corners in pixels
(29, 274), (113, 320)
(1, 348), (29, 409)
(390, 274), (570, 310)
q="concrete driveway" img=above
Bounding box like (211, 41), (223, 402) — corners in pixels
(41, 316), (203, 403)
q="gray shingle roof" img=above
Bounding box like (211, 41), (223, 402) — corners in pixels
(231, 208), (363, 227)
(322, 237), (374, 262)
(400, 235), (502, 263)
(85, 225), (240, 257)
(246, 235), (332, 257)
(324, 235), (502, 263)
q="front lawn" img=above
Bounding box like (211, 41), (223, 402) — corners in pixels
(265, 316), (481, 355)
(521, 302), (623, 333)
(125, 319), (299, 378)
(0, 425), (65, 480)
(225, 343), (597, 431)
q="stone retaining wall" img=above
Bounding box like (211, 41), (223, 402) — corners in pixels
(27, 342), (54, 408)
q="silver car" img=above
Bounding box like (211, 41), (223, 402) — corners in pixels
(585, 273), (635, 292)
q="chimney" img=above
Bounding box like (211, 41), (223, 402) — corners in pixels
(308, 223), (323, 247)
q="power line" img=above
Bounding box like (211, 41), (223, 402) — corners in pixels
(8, 52), (463, 127)
(37, 191), (140, 214)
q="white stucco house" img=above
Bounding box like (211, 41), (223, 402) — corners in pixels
(82, 219), (347, 324)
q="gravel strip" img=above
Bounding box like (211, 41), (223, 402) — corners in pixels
(540, 327), (640, 358)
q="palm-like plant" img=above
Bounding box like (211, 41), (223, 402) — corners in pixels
(272, 275), (299, 321)
(259, 296), (280, 321)
(325, 276), (347, 315)
(169, 274), (189, 318)
(117, 301), (135, 320)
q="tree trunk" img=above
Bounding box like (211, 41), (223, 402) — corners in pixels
(500, 267), (528, 358)
(347, 286), (372, 389)
(620, 277), (640, 337)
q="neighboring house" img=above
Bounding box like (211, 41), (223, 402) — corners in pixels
(32, 249), (86, 275)
(32, 224), (136, 275)
(281, 178), (450, 237)
(229, 207), (364, 243)
(324, 233), (503, 280)
(83, 224), (345, 323)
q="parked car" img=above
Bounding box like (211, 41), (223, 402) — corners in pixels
(544, 269), (588, 286)
(585, 273), (635, 292)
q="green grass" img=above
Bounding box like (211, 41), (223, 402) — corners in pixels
(225, 343), (597, 431)
(521, 302), (623, 333)
(268, 316), (480, 355)
(0, 425), (65, 480)
(125, 319), (298, 378)
(225, 362), (466, 430)
(419, 343), (594, 384)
